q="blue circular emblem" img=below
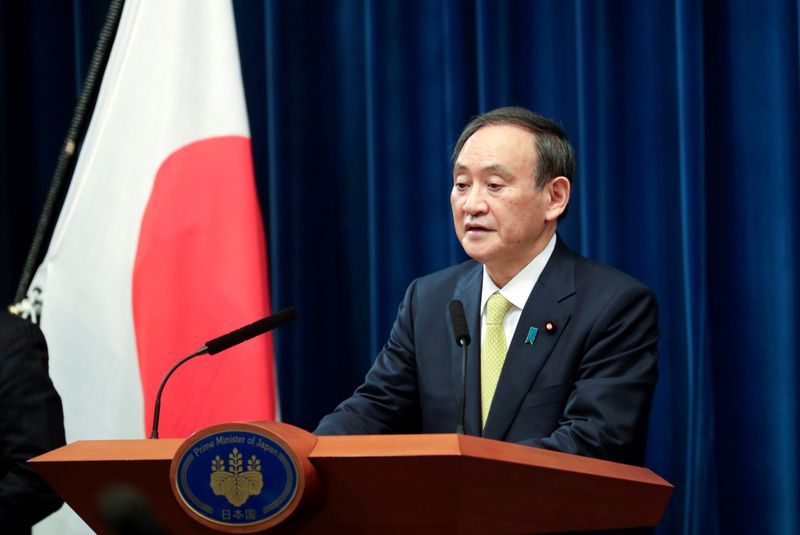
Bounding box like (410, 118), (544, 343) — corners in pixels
(173, 429), (298, 526)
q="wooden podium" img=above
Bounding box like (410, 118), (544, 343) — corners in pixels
(30, 421), (672, 534)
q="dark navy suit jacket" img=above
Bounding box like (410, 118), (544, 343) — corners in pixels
(315, 238), (659, 466)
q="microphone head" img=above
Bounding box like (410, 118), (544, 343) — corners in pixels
(204, 307), (298, 355)
(271, 306), (298, 324)
(449, 300), (471, 347)
(99, 485), (169, 535)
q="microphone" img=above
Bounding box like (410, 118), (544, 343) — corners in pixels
(449, 300), (471, 347)
(449, 300), (471, 434)
(99, 485), (168, 535)
(149, 307), (298, 439)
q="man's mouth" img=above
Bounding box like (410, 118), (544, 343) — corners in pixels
(465, 223), (490, 233)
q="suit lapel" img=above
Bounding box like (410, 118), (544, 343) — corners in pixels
(450, 263), (483, 437)
(482, 238), (576, 440)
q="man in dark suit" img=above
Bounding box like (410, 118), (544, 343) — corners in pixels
(315, 107), (658, 467)
(0, 311), (66, 533)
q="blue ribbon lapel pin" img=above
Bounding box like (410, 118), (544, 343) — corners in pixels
(524, 326), (538, 345)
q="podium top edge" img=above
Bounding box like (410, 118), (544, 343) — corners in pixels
(310, 433), (673, 488)
(29, 439), (185, 464)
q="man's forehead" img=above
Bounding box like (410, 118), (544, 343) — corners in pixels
(454, 162), (515, 176)
(454, 124), (537, 170)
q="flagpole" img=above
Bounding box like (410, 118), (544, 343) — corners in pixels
(10, 0), (126, 310)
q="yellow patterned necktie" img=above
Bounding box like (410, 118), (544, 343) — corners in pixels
(481, 291), (513, 427)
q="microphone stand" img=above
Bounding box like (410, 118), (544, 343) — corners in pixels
(148, 307), (297, 439)
(456, 339), (468, 435)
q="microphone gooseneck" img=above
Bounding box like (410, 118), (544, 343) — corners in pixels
(449, 300), (471, 434)
(149, 347), (206, 439)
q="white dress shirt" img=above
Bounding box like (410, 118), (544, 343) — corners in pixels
(479, 234), (557, 350)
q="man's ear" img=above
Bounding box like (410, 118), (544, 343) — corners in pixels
(545, 176), (571, 221)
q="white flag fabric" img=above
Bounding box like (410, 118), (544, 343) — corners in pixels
(31, 1), (276, 532)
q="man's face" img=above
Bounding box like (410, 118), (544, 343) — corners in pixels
(450, 124), (557, 284)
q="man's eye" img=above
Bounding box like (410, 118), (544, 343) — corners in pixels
(487, 183), (503, 191)
(454, 182), (469, 191)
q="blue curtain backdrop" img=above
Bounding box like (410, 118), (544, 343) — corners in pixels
(1, 1), (799, 533)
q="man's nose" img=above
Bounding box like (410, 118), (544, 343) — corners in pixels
(462, 187), (488, 215)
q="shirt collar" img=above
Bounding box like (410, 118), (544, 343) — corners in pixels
(480, 233), (557, 313)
